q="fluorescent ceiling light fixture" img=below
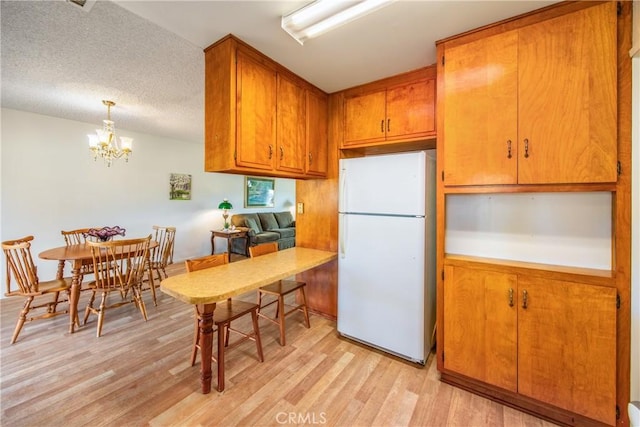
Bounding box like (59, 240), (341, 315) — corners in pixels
(282, 0), (395, 45)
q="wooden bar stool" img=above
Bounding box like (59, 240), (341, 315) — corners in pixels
(248, 242), (310, 346)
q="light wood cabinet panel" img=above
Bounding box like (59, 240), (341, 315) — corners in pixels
(443, 30), (518, 186)
(236, 50), (277, 171)
(517, 3), (617, 184)
(386, 79), (436, 141)
(443, 265), (517, 392)
(517, 276), (617, 425)
(344, 90), (386, 144)
(305, 90), (328, 177)
(442, 1), (617, 187)
(276, 74), (305, 174)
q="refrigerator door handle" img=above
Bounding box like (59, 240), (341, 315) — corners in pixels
(339, 215), (346, 258)
(339, 167), (347, 212)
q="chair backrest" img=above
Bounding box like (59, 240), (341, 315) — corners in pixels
(61, 228), (93, 246)
(88, 235), (151, 291)
(2, 236), (39, 295)
(248, 242), (278, 258)
(185, 253), (228, 273)
(151, 226), (176, 266)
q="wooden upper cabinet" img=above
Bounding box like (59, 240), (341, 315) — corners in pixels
(305, 90), (328, 177)
(442, 1), (617, 187)
(517, 2), (617, 184)
(386, 79), (436, 141)
(344, 90), (386, 144)
(342, 67), (436, 149)
(443, 30), (519, 186)
(276, 74), (305, 174)
(236, 50), (277, 171)
(204, 35), (328, 179)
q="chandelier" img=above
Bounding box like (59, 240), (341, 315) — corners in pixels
(87, 100), (133, 167)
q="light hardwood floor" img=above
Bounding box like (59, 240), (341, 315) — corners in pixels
(0, 261), (556, 427)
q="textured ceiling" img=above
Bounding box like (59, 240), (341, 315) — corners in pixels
(1, 0), (558, 144)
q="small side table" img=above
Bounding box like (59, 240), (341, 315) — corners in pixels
(210, 229), (248, 262)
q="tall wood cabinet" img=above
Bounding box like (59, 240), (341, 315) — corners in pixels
(204, 35), (328, 179)
(436, 2), (632, 426)
(442, 2), (617, 186)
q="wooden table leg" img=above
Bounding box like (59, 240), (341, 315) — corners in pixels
(226, 238), (233, 263)
(199, 303), (216, 394)
(55, 260), (65, 280)
(68, 260), (83, 333)
(218, 317), (225, 392)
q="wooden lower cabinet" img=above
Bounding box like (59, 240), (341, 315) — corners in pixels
(443, 264), (617, 425)
(444, 266), (517, 392)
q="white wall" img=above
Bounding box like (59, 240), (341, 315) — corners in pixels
(0, 108), (296, 293)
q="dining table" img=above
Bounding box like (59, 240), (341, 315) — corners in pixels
(160, 246), (338, 394)
(38, 240), (158, 334)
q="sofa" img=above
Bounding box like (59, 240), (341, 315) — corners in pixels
(229, 211), (296, 256)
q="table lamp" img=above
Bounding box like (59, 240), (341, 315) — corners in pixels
(218, 198), (233, 230)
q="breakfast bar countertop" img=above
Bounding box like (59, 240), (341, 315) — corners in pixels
(160, 247), (337, 305)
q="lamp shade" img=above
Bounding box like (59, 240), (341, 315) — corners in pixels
(218, 199), (233, 210)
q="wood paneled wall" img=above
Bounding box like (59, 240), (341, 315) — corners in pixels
(295, 93), (342, 319)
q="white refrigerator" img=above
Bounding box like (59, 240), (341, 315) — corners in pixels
(337, 150), (436, 364)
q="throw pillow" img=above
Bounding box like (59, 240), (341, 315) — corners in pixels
(274, 211), (294, 228)
(245, 218), (261, 234)
(258, 212), (279, 231)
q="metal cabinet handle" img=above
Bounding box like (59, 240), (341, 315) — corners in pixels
(268, 145), (273, 159)
(308, 152), (313, 165)
(280, 146), (284, 160)
(387, 118), (390, 133)
(507, 140), (512, 159)
(380, 119), (384, 133)
(524, 138), (530, 158)
(509, 288), (514, 307)
(522, 289), (528, 309)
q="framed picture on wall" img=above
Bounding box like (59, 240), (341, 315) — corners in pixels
(169, 173), (192, 200)
(245, 176), (275, 207)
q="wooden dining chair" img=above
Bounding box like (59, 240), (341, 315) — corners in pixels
(185, 253), (263, 392)
(83, 235), (152, 337)
(2, 235), (71, 344)
(61, 228), (98, 284)
(248, 242), (310, 346)
(143, 225), (176, 306)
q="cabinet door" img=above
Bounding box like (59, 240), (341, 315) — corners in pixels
(517, 2), (617, 184)
(517, 277), (616, 425)
(276, 74), (305, 174)
(305, 90), (328, 177)
(386, 79), (435, 141)
(236, 50), (276, 170)
(444, 265), (518, 391)
(443, 31), (518, 186)
(343, 90), (386, 145)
